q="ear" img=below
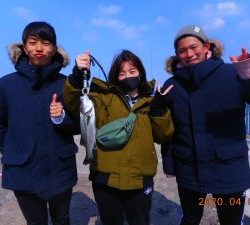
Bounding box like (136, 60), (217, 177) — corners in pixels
(52, 45), (57, 56)
(54, 45), (58, 53)
(23, 44), (28, 55)
(203, 42), (210, 53)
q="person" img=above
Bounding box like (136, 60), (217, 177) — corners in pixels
(62, 49), (174, 225)
(151, 24), (250, 225)
(0, 21), (79, 225)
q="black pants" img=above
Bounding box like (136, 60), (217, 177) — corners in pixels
(92, 182), (153, 225)
(178, 186), (245, 225)
(14, 189), (72, 225)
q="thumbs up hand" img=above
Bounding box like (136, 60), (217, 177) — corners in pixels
(50, 93), (63, 118)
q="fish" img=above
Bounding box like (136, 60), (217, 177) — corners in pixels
(80, 92), (96, 164)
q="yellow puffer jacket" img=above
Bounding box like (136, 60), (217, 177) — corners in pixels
(63, 77), (174, 190)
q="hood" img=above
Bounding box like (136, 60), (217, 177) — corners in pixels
(8, 43), (70, 67)
(165, 39), (223, 75)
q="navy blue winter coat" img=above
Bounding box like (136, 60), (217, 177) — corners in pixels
(0, 44), (78, 199)
(159, 56), (250, 194)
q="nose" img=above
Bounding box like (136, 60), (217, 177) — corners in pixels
(35, 43), (43, 51)
(186, 49), (194, 58)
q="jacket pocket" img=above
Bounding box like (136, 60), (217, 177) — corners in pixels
(2, 151), (32, 166)
(215, 142), (248, 160)
(2, 136), (34, 166)
(55, 144), (78, 158)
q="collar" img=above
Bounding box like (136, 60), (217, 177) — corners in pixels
(174, 57), (224, 89)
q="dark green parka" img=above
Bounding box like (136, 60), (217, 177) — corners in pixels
(63, 76), (174, 190)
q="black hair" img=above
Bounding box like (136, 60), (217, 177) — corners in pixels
(22, 21), (57, 45)
(108, 49), (149, 95)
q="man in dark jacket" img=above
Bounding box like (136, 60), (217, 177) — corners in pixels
(0, 21), (78, 225)
(151, 25), (250, 225)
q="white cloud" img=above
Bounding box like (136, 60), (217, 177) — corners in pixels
(217, 2), (243, 15)
(122, 25), (147, 39)
(155, 16), (168, 27)
(13, 6), (38, 21)
(97, 4), (122, 16)
(199, 4), (215, 17)
(198, 1), (243, 30)
(91, 18), (125, 30)
(91, 17), (147, 40)
(203, 18), (225, 31)
(200, 1), (243, 18)
(210, 17), (225, 29)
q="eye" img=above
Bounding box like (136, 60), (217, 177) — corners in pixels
(178, 48), (186, 54)
(28, 41), (36, 45)
(42, 41), (52, 46)
(190, 45), (197, 50)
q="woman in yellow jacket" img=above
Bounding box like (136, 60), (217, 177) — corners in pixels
(63, 49), (174, 225)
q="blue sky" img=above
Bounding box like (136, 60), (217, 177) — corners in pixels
(1, 0), (250, 84)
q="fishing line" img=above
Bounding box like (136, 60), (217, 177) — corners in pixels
(89, 55), (108, 82)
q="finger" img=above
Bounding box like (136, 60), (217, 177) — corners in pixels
(50, 106), (61, 112)
(52, 93), (58, 103)
(76, 54), (89, 64)
(77, 54), (90, 70)
(161, 84), (174, 95)
(157, 83), (161, 93)
(51, 113), (61, 118)
(230, 56), (237, 62)
(85, 49), (90, 55)
(166, 174), (175, 178)
(50, 108), (58, 115)
(50, 107), (63, 117)
(242, 48), (247, 57)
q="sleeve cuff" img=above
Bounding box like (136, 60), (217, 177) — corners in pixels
(51, 110), (65, 124)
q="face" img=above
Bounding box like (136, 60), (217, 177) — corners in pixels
(23, 36), (56, 66)
(118, 61), (139, 81)
(176, 36), (210, 67)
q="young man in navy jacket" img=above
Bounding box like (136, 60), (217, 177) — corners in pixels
(0, 21), (78, 225)
(151, 24), (250, 225)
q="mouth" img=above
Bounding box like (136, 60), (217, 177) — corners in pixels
(186, 58), (198, 65)
(34, 54), (45, 58)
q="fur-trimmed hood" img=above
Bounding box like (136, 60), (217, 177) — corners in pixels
(8, 43), (70, 67)
(165, 39), (223, 74)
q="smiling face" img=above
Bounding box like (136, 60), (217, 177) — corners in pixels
(118, 61), (140, 81)
(23, 36), (56, 66)
(176, 36), (210, 67)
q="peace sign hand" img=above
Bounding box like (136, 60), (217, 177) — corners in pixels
(157, 83), (174, 95)
(149, 83), (174, 117)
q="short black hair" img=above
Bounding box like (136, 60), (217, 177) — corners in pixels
(22, 21), (57, 45)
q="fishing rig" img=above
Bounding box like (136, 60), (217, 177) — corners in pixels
(82, 55), (108, 93)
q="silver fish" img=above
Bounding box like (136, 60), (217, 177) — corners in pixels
(80, 93), (96, 164)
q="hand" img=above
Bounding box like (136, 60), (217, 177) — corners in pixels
(230, 48), (250, 63)
(165, 174), (175, 178)
(149, 83), (173, 116)
(50, 94), (63, 118)
(76, 50), (91, 71)
(157, 83), (174, 95)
